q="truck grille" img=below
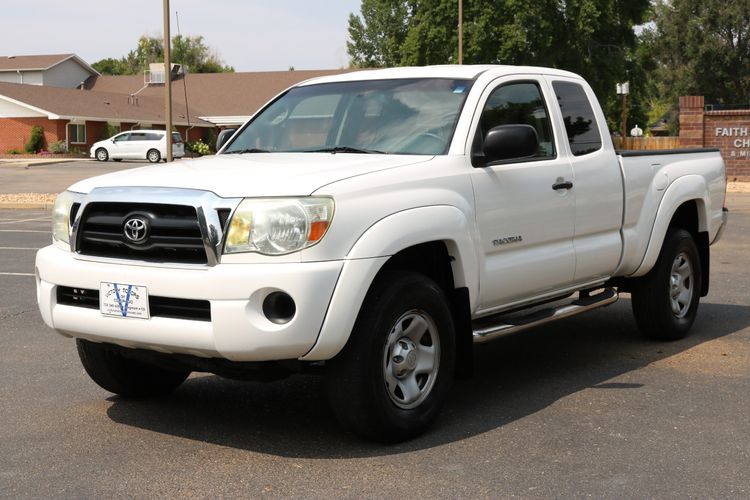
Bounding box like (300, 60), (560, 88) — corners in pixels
(76, 202), (208, 264)
(56, 286), (211, 322)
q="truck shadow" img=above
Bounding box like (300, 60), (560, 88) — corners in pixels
(105, 299), (750, 457)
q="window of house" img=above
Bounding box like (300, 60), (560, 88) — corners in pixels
(68, 123), (86, 144)
(552, 81), (602, 156)
(474, 82), (556, 161)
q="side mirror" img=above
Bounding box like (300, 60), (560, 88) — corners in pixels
(216, 128), (237, 152)
(480, 124), (539, 165)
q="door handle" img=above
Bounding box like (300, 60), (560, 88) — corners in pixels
(552, 180), (573, 190)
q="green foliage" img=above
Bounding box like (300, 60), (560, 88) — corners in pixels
(347, 0), (650, 128)
(186, 139), (211, 156)
(91, 58), (130, 76)
(206, 128), (217, 151)
(173, 35), (234, 73)
(7, 148), (21, 154)
(641, 0), (750, 131)
(92, 35), (234, 76)
(25, 126), (45, 153)
(102, 123), (120, 140)
(49, 140), (67, 154)
(348, 0), (411, 67)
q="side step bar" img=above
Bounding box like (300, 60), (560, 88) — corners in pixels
(472, 288), (618, 344)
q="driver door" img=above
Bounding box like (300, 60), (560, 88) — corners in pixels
(469, 77), (576, 311)
(110, 132), (131, 159)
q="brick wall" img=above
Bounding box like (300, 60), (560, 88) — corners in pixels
(0, 117), (64, 153)
(680, 96), (750, 180)
(679, 96), (705, 148)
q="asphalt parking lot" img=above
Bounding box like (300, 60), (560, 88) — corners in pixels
(1, 195), (748, 498)
(0, 159), (153, 195)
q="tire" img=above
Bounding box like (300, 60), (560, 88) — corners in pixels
(76, 339), (190, 398)
(631, 228), (702, 340)
(147, 149), (161, 163)
(326, 271), (455, 442)
(95, 148), (109, 161)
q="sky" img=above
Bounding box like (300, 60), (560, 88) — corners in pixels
(0, 0), (363, 72)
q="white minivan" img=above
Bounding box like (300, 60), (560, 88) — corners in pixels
(90, 130), (185, 163)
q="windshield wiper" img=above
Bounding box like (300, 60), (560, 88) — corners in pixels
(223, 148), (270, 154)
(305, 146), (386, 154)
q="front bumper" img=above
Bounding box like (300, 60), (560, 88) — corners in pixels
(35, 245), (343, 361)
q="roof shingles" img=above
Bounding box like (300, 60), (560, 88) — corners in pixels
(0, 54), (75, 71)
(0, 81), (207, 126)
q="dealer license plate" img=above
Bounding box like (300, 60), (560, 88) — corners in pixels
(100, 282), (150, 319)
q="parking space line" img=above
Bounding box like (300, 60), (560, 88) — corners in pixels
(0, 272), (35, 276)
(0, 229), (50, 233)
(0, 216), (51, 225)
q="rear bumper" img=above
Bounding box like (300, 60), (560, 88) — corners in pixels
(710, 207), (729, 245)
(35, 245), (343, 361)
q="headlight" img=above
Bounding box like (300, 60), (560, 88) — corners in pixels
(224, 197), (334, 255)
(52, 190), (76, 247)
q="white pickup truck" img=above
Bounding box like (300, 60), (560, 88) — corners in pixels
(36, 65), (728, 442)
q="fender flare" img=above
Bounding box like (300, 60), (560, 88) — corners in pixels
(631, 175), (709, 277)
(301, 205), (480, 361)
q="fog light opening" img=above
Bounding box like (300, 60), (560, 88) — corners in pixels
(262, 291), (296, 325)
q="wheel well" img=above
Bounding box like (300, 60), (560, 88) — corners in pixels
(377, 242), (473, 379)
(380, 241), (455, 292)
(669, 200), (710, 296)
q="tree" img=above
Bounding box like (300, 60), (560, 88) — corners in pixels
(644, 0), (750, 110)
(347, 0), (650, 129)
(347, 0), (411, 67)
(92, 35), (233, 75)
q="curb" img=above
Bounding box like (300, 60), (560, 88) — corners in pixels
(0, 158), (90, 168)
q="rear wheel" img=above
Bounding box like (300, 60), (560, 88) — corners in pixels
(95, 148), (108, 161)
(326, 272), (455, 442)
(147, 149), (161, 163)
(76, 339), (190, 397)
(631, 228), (701, 340)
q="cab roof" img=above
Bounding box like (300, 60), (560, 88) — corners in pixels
(298, 65), (583, 86)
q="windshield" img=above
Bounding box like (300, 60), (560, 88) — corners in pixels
(223, 78), (474, 156)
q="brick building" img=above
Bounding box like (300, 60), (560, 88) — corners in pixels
(680, 96), (750, 181)
(0, 53), (349, 154)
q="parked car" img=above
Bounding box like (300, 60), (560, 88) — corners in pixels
(40, 65), (727, 442)
(90, 130), (184, 163)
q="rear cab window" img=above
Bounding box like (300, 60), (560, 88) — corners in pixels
(551, 81), (602, 156)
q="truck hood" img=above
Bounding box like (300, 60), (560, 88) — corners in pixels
(68, 153), (432, 197)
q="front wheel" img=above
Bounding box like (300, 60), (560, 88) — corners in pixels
(95, 148), (108, 161)
(147, 149), (161, 163)
(326, 272), (455, 442)
(76, 339), (190, 397)
(631, 228), (702, 340)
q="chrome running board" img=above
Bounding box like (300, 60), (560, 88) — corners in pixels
(472, 288), (618, 344)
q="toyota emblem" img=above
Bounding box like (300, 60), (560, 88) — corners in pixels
(123, 217), (149, 243)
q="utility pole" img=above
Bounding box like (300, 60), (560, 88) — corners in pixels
(458, 0), (463, 64)
(163, 0), (173, 162)
(616, 81), (630, 140)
